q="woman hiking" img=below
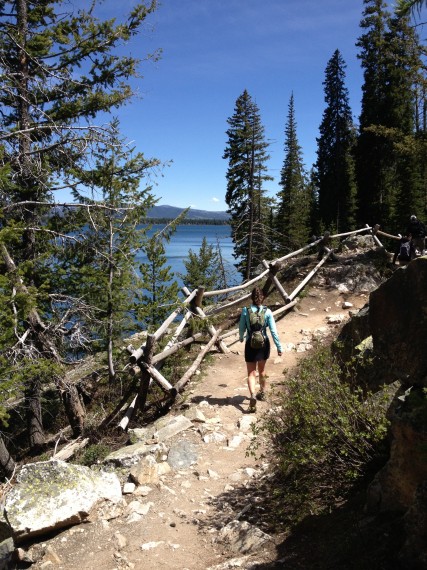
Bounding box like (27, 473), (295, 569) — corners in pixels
(239, 287), (283, 413)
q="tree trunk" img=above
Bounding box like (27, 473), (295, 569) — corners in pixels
(0, 435), (16, 480)
(25, 377), (45, 450)
(57, 379), (86, 438)
(107, 222), (116, 382)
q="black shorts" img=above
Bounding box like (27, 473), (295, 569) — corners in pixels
(244, 337), (271, 363)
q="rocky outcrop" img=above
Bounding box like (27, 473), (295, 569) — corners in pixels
(3, 460), (122, 543)
(369, 387), (427, 513)
(335, 258), (427, 565)
(369, 257), (427, 387)
(332, 303), (370, 364)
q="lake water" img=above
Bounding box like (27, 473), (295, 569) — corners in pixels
(136, 224), (240, 287)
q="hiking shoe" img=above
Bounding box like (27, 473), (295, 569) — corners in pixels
(256, 391), (266, 401)
(248, 397), (257, 413)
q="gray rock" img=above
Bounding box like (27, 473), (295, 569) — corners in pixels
(103, 441), (167, 468)
(0, 537), (14, 570)
(4, 460), (121, 543)
(206, 556), (262, 569)
(167, 440), (198, 470)
(217, 520), (272, 554)
(154, 415), (193, 441)
(370, 258), (427, 386)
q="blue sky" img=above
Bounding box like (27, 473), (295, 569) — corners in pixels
(88, 0), (368, 211)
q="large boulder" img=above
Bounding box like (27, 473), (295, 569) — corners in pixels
(3, 460), (122, 543)
(369, 258), (427, 387)
(332, 303), (370, 364)
(368, 386), (427, 515)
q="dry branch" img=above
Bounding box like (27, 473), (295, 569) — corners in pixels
(152, 333), (203, 364)
(262, 259), (289, 302)
(173, 330), (221, 394)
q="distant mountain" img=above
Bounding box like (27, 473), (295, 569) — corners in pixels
(146, 204), (229, 221)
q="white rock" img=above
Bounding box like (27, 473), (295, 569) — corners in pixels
(327, 314), (345, 324)
(228, 436), (243, 449)
(122, 482), (136, 494)
(133, 485), (153, 497)
(203, 432), (227, 444)
(207, 469), (220, 480)
(140, 541), (165, 550)
(238, 416), (256, 432)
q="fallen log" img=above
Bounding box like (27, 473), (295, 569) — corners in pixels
(52, 438), (89, 461)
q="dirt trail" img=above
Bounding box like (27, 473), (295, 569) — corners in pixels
(28, 285), (368, 570)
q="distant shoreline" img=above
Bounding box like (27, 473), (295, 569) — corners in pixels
(142, 218), (229, 226)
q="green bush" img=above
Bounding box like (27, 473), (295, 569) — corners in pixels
(78, 444), (111, 466)
(251, 347), (390, 523)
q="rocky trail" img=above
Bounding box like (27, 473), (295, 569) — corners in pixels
(17, 280), (370, 570)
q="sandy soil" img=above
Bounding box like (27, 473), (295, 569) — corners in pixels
(25, 284), (368, 570)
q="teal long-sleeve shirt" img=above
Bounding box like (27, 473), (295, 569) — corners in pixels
(239, 305), (282, 353)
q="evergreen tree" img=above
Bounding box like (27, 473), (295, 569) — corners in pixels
(138, 216), (184, 331)
(395, 0), (427, 16)
(277, 94), (311, 248)
(60, 121), (159, 381)
(179, 237), (222, 298)
(307, 168), (321, 238)
(0, 0), (159, 451)
(223, 90), (272, 280)
(316, 50), (357, 233)
(356, 0), (423, 230)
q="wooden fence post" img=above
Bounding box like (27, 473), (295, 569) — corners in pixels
(367, 223), (384, 248)
(261, 259), (290, 303)
(186, 286), (229, 354)
(136, 333), (156, 414)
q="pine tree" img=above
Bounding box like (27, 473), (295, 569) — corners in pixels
(277, 94), (311, 248)
(138, 216), (184, 331)
(356, 0), (423, 230)
(223, 90), (272, 280)
(395, 0), (427, 16)
(60, 121), (159, 381)
(316, 50), (357, 233)
(179, 237), (222, 299)
(0, 0), (159, 451)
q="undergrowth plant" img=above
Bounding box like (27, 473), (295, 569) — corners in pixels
(250, 346), (390, 524)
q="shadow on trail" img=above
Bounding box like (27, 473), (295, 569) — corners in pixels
(199, 473), (405, 570)
(189, 394), (248, 412)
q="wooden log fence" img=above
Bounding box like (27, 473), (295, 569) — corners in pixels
(117, 223), (395, 429)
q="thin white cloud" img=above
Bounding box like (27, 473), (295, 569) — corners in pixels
(211, 197), (219, 203)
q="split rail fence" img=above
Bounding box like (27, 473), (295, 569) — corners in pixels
(117, 223), (396, 430)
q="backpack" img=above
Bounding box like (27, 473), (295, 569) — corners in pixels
(399, 240), (412, 261)
(248, 307), (266, 349)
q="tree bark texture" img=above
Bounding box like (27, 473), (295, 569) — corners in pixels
(56, 379), (86, 438)
(25, 377), (45, 449)
(0, 435), (16, 479)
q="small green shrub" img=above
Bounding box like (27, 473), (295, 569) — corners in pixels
(251, 346), (390, 523)
(78, 444), (111, 466)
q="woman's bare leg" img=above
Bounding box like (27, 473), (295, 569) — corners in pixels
(246, 362), (257, 399)
(258, 360), (267, 392)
